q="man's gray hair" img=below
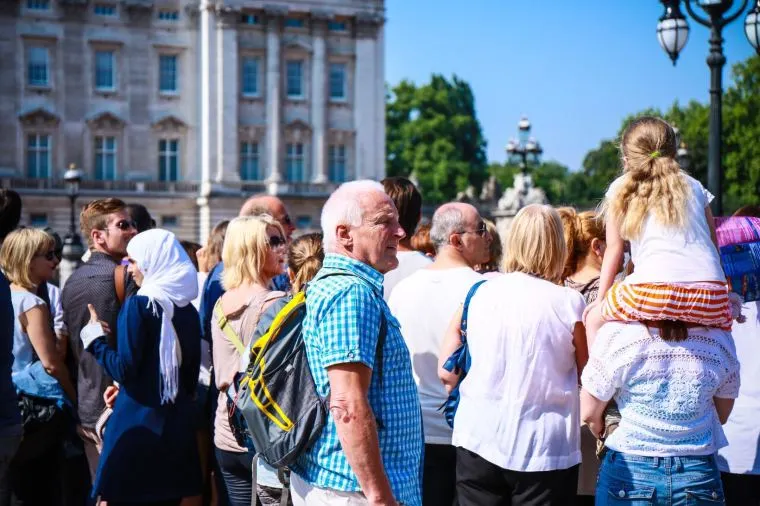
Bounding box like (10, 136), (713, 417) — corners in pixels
(430, 204), (467, 251)
(322, 180), (385, 253)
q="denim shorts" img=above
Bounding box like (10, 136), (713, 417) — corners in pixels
(596, 450), (725, 505)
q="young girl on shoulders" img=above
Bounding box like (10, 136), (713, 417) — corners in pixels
(585, 116), (730, 344)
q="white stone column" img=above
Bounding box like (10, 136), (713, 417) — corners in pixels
(311, 17), (328, 183)
(374, 21), (386, 181)
(353, 17), (378, 180)
(216, 7), (239, 183)
(265, 11), (283, 183)
(198, 0), (215, 243)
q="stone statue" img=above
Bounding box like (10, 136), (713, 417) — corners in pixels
(479, 175), (501, 204)
(455, 185), (477, 203)
(497, 171), (547, 213)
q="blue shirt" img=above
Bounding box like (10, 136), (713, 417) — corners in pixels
(292, 254), (423, 506)
(199, 262), (225, 344)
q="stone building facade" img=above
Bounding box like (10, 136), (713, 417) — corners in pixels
(0, 0), (385, 243)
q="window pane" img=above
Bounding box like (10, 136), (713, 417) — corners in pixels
(158, 10), (179, 20)
(106, 154), (115, 179)
(286, 60), (302, 97)
(28, 47), (48, 86)
(159, 55), (177, 92)
(26, 150), (37, 178)
(27, 0), (50, 10)
(329, 63), (346, 99)
(39, 135), (48, 148)
(170, 140), (178, 152)
(159, 139), (167, 152)
(328, 21), (346, 32)
(94, 4), (116, 16)
(27, 134), (37, 148)
(241, 57), (258, 95)
(95, 51), (114, 89)
(106, 136), (115, 150)
(159, 155), (167, 181)
(39, 149), (49, 178)
(169, 152), (178, 181)
(284, 18), (304, 28)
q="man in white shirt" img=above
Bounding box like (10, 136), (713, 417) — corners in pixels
(382, 177), (432, 300)
(388, 202), (491, 506)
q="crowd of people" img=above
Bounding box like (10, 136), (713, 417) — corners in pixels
(0, 114), (757, 506)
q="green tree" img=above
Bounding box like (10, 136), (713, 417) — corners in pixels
(385, 75), (488, 203)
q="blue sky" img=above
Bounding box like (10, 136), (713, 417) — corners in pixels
(384, 0), (756, 171)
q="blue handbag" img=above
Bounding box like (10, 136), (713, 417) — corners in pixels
(440, 280), (486, 429)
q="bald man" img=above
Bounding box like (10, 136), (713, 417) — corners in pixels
(239, 194), (296, 240)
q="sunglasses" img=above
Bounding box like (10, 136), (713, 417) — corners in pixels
(268, 235), (287, 248)
(109, 220), (138, 232)
(36, 250), (57, 261)
(460, 222), (488, 237)
(281, 215), (293, 227)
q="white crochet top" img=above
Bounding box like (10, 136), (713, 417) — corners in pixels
(582, 322), (740, 456)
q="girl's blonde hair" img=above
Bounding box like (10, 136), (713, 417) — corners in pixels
(288, 233), (324, 293)
(478, 219), (503, 273)
(503, 204), (566, 284)
(604, 116), (692, 240)
(557, 207), (605, 280)
(221, 214), (284, 290)
(0, 228), (55, 289)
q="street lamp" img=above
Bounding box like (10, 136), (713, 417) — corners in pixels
(505, 116), (543, 173)
(61, 164), (84, 283)
(655, 0), (756, 216)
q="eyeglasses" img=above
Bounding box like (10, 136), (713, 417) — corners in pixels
(36, 250), (57, 261)
(281, 215), (293, 227)
(54, 249), (63, 261)
(268, 235), (287, 248)
(460, 222), (488, 237)
(109, 220), (137, 232)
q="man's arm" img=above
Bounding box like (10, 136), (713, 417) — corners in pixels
(327, 362), (397, 506)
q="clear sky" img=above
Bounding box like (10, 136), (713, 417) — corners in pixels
(384, 0), (757, 171)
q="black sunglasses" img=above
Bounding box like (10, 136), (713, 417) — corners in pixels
(110, 219), (137, 232)
(37, 250), (57, 261)
(268, 235), (286, 248)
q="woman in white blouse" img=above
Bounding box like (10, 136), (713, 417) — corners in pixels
(439, 204), (589, 506)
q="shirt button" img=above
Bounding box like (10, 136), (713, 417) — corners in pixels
(618, 490), (626, 498)
(712, 492), (718, 499)
(347, 352), (355, 359)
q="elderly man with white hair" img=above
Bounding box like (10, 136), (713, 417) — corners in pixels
(290, 180), (424, 506)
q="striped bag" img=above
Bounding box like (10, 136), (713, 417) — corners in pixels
(720, 241), (760, 303)
(715, 216), (760, 247)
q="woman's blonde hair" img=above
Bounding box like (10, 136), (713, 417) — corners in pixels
(603, 116), (692, 240)
(503, 204), (566, 284)
(478, 219), (503, 274)
(0, 228), (55, 290)
(557, 207), (605, 280)
(221, 214), (284, 290)
(288, 233), (324, 293)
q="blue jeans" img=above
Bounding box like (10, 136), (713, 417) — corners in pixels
(596, 450), (725, 505)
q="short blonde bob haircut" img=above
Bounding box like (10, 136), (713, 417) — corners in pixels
(0, 228), (55, 290)
(502, 204), (567, 284)
(222, 214), (284, 290)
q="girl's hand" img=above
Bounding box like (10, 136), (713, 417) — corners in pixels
(103, 385), (119, 409)
(582, 300), (601, 326)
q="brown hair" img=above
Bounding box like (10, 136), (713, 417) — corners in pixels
(0, 228), (55, 290)
(180, 240), (202, 271)
(288, 233), (324, 293)
(206, 220), (229, 268)
(478, 220), (502, 273)
(381, 177), (422, 240)
(557, 207), (605, 280)
(411, 223), (435, 257)
(80, 198), (127, 247)
(503, 204), (566, 284)
(733, 204), (760, 218)
(603, 116), (692, 241)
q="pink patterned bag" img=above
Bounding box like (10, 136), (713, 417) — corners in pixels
(714, 216), (760, 247)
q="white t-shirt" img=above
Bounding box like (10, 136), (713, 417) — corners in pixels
(452, 272), (586, 471)
(383, 251), (432, 301)
(607, 174), (725, 284)
(583, 322), (739, 457)
(388, 266), (484, 445)
(718, 301), (760, 474)
(46, 283), (67, 335)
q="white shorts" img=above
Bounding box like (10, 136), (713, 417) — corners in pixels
(291, 473), (369, 505)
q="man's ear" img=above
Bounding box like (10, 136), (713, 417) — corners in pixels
(449, 232), (462, 250)
(91, 229), (105, 248)
(336, 224), (352, 248)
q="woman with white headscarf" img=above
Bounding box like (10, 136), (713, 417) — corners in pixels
(80, 229), (202, 505)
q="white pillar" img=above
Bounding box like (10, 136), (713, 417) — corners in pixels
(354, 18), (377, 180)
(198, 0), (215, 243)
(265, 12), (282, 183)
(311, 18), (327, 183)
(374, 22), (386, 181)
(216, 8), (239, 183)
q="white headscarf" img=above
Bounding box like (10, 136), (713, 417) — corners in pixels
(127, 229), (198, 404)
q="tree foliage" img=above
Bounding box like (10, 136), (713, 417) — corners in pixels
(385, 75), (488, 203)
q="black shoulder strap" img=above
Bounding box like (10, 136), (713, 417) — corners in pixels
(373, 310), (387, 430)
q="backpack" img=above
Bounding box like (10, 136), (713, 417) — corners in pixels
(440, 280), (486, 428)
(234, 277), (387, 468)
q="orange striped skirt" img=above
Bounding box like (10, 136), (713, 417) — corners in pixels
(601, 282), (733, 330)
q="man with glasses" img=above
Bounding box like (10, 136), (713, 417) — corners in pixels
(388, 202), (491, 506)
(61, 198), (138, 491)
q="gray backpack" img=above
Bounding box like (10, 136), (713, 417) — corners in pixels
(234, 283), (386, 468)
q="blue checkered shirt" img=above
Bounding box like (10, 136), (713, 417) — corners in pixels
(292, 254), (424, 506)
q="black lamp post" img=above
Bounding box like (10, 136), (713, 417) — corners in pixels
(62, 164), (84, 269)
(656, 0), (760, 216)
(505, 116), (543, 174)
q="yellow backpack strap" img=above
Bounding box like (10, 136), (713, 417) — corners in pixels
(214, 299), (245, 355)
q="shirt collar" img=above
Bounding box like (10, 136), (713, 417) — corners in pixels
(88, 251), (121, 265)
(319, 254), (384, 294)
